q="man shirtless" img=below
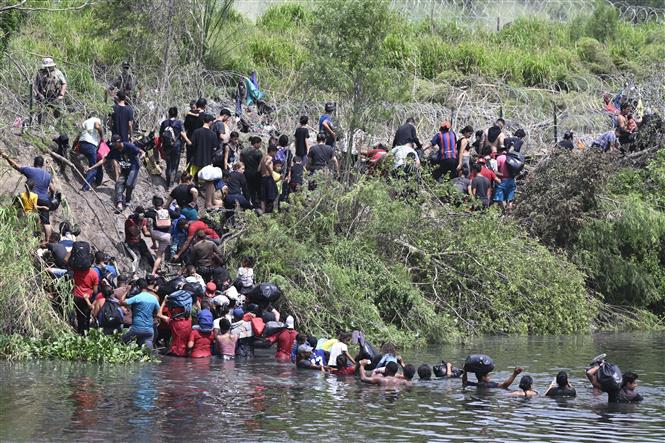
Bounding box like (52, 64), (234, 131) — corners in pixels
(359, 359), (411, 387)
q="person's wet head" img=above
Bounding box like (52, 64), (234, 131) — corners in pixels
(495, 118), (506, 128)
(33, 156), (45, 168)
(168, 107), (178, 118)
(337, 354), (350, 368)
(316, 132), (326, 143)
(117, 90), (127, 103)
(514, 129), (526, 139)
(519, 375), (533, 392)
(299, 115), (309, 125)
(461, 125), (474, 137)
(556, 371), (569, 388)
(220, 108), (231, 120)
(418, 364), (432, 380)
(251, 136), (262, 149)
(196, 97), (207, 111)
(622, 371), (639, 390)
(384, 361), (399, 377)
(403, 364), (416, 381)
(476, 372), (490, 383)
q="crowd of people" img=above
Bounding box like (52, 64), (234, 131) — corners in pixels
(0, 58), (649, 404)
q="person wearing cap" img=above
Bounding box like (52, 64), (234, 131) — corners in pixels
(269, 315), (297, 361)
(318, 102), (337, 148)
(428, 121), (458, 182)
(187, 309), (215, 358)
(557, 131), (575, 150)
(188, 113), (217, 178)
(33, 57), (67, 124)
(230, 307), (255, 358)
(110, 61), (138, 103)
(88, 134), (144, 211)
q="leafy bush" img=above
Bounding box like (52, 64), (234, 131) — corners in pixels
(577, 37), (616, 75)
(0, 329), (154, 363)
(230, 177), (595, 345)
(258, 3), (313, 31)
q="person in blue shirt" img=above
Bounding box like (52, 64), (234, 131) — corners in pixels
(0, 151), (56, 242)
(87, 134), (144, 211)
(120, 278), (160, 350)
(318, 102), (337, 148)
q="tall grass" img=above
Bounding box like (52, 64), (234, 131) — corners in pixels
(0, 206), (72, 338)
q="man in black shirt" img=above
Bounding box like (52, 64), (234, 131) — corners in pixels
(188, 113), (217, 178)
(184, 98), (206, 163)
(110, 91), (134, 142)
(392, 117), (422, 152)
(294, 115), (310, 162)
(240, 136), (264, 207)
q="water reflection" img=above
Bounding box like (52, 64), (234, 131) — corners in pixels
(2, 332), (665, 441)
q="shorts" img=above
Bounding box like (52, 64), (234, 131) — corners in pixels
(37, 198), (50, 225)
(151, 229), (172, 254)
(493, 178), (516, 202)
(261, 176), (278, 202)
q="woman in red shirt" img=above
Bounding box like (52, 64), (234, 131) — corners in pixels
(187, 309), (215, 358)
(157, 299), (192, 357)
(274, 315), (297, 361)
(72, 268), (99, 335)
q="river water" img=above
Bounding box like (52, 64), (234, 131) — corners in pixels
(1, 332), (665, 442)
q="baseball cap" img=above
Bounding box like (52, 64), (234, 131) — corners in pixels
(285, 315), (295, 329)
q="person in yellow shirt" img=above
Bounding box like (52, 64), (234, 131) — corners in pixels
(19, 180), (49, 215)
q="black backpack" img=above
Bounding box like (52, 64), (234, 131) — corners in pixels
(69, 241), (93, 271)
(98, 299), (123, 329)
(505, 152), (525, 177)
(161, 121), (176, 152)
(598, 363), (622, 392)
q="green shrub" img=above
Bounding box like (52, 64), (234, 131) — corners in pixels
(577, 37), (616, 75)
(0, 329), (154, 363)
(258, 3), (313, 31)
(231, 177), (595, 344)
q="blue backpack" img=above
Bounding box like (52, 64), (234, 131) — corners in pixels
(166, 290), (193, 318)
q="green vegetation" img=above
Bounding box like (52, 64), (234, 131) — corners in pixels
(0, 329), (153, 363)
(0, 205), (153, 362)
(516, 150), (665, 325)
(230, 177), (596, 346)
(0, 0), (664, 360)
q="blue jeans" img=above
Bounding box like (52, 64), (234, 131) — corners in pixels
(79, 141), (98, 190)
(115, 167), (140, 206)
(122, 327), (154, 350)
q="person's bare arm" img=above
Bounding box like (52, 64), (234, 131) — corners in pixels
(95, 121), (104, 141)
(156, 297), (169, 322)
(190, 187), (199, 201)
(86, 156), (107, 173)
(181, 131), (192, 146)
(359, 360), (382, 385)
(344, 350), (356, 365)
(322, 121), (336, 139)
(59, 82), (67, 98)
(586, 365), (602, 390)
(112, 159), (120, 180)
(332, 156), (340, 176)
(498, 367), (523, 389)
(174, 235), (194, 261)
(128, 120), (134, 138)
(0, 150), (21, 172)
